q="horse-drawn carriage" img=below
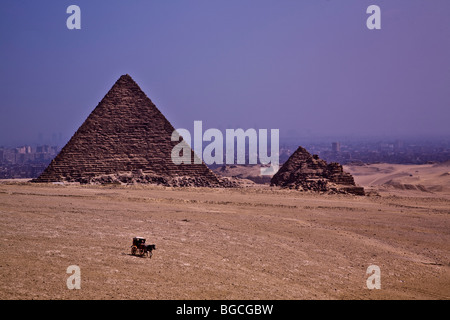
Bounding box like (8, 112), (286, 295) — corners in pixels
(131, 237), (156, 258)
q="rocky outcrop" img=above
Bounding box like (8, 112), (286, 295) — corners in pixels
(271, 147), (365, 195)
(33, 74), (233, 187)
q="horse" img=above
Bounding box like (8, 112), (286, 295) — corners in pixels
(144, 244), (156, 258)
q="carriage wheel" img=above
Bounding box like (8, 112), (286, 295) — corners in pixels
(131, 246), (137, 255)
(138, 248), (145, 256)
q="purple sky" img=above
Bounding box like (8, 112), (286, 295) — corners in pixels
(1, 0), (449, 146)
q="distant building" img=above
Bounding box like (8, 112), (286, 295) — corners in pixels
(16, 146), (32, 154)
(394, 140), (404, 152)
(332, 142), (341, 153)
(2, 149), (16, 164)
(36, 145), (49, 153)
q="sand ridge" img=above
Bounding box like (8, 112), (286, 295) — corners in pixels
(344, 162), (450, 195)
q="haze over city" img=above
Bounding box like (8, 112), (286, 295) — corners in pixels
(1, 0), (449, 147)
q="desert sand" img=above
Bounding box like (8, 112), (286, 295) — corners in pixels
(345, 162), (450, 196)
(0, 163), (449, 300)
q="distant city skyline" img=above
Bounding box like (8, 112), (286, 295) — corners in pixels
(1, 1), (450, 147)
(1, 136), (448, 180)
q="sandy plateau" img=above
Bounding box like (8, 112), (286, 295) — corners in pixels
(0, 163), (449, 300)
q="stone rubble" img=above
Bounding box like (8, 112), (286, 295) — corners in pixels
(271, 146), (365, 195)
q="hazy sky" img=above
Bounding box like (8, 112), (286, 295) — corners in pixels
(1, 0), (449, 146)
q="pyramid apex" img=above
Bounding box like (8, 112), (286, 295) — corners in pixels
(113, 74), (140, 89)
(118, 74), (134, 81)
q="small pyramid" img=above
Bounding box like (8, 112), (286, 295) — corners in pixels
(33, 74), (231, 187)
(271, 146), (364, 195)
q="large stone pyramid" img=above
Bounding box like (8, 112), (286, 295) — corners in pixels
(271, 146), (364, 195)
(33, 74), (231, 187)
